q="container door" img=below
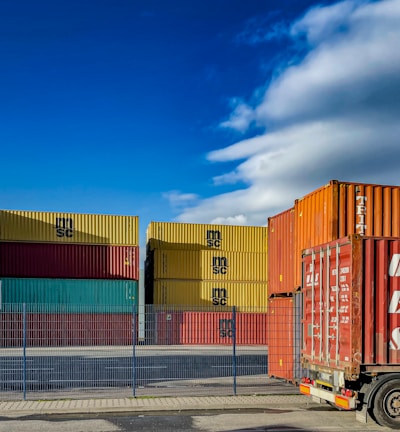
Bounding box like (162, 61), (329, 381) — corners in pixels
(303, 239), (354, 369)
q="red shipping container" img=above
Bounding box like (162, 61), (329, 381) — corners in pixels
(302, 235), (400, 376)
(155, 311), (268, 345)
(0, 242), (139, 280)
(268, 208), (295, 296)
(267, 296), (295, 382)
(180, 312), (268, 345)
(0, 313), (135, 347)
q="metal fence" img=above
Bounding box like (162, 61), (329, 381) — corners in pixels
(0, 303), (301, 400)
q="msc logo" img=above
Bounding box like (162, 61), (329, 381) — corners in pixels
(206, 230), (222, 248)
(219, 318), (234, 338)
(211, 288), (228, 306)
(212, 256), (228, 275)
(55, 217), (74, 238)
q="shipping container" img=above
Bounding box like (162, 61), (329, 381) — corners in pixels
(0, 210), (139, 245)
(294, 180), (400, 288)
(154, 311), (268, 345)
(147, 222), (267, 253)
(267, 296), (295, 382)
(0, 312), (136, 347)
(0, 242), (139, 280)
(267, 208), (294, 295)
(302, 234), (400, 373)
(0, 278), (138, 312)
(151, 249), (267, 281)
(300, 235), (400, 427)
(152, 280), (268, 310)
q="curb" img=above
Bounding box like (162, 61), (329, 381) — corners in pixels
(0, 395), (315, 418)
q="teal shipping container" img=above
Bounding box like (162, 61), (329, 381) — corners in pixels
(0, 278), (138, 313)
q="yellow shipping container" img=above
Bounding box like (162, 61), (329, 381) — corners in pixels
(147, 222), (267, 253)
(0, 210), (139, 245)
(152, 249), (267, 281)
(153, 279), (268, 309)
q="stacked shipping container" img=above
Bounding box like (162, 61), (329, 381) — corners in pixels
(267, 208), (296, 380)
(267, 180), (400, 382)
(145, 222), (268, 344)
(0, 210), (139, 347)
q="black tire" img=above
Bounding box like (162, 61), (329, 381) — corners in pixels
(372, 379), (400, 429)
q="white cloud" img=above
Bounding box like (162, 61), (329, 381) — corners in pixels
(174, 0), (400, 226)
(163, 190), (198, 207)
(219, 100), (255, 133)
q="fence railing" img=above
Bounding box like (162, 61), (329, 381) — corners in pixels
(0, 303), (301, 400)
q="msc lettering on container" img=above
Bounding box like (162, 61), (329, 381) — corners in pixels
(206, 230), (222, 248)
(55, 217), (74, 238)
(211, 287), (228, 306)
(212, 256), (228, 275)
(219, 318), (234, 338)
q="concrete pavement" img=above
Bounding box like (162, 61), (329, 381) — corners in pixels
(0, 394), (316, 418)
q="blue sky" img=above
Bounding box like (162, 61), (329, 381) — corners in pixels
(1, 0), (400, 263)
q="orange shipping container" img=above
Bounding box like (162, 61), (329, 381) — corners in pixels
(267, 208), (294, 295)
(267, 296), (295, 382)
(152, 249), (267, 281)
(294, 180), (400, 288)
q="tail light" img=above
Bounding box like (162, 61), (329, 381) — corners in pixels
(341, 388), (354, 397)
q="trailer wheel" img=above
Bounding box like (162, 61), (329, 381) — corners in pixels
(372, 379), (400, 429)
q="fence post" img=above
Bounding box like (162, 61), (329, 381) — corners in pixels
(23, 303), (27, 400)
(132, 303), (137, 397)
(232, 305), (237, 396)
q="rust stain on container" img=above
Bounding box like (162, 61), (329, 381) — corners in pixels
(294, 180), (400, 288)
(0, 242), (139, 280)
(147, 222), (267, 253)
(0, 210), (139, 245)
(302, 235), (400, 377)
(268, 208), (294, 295)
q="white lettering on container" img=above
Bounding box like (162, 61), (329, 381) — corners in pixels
(390, 327), (400, 350)
(355, 195), (367, 235)
(388, 291), (400, 313)
(306, 273), (319, 286)
(389, 254), (400, 277)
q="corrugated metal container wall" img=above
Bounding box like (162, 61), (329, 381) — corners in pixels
(155, 311), (268, 345)
(0, 278), (138, 312)
(152, 249), (267, 281)
(302, 235), (400, 376)
(267, 208), (294, 295)
(147, 222), (267, 253)
(294, 180), (400, 288)
(0, 210), (139, 245)
(0, 313), (135, 347)
(267, 296), (295, 382)
(152, 280), (268, 310)
(0, 242), (139, 280)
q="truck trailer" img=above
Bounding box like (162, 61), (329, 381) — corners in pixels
(299, 234), (400, 428)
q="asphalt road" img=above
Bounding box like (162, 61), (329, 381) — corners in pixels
(0, 346), (269, 396)
(0, 407), (391, 431)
